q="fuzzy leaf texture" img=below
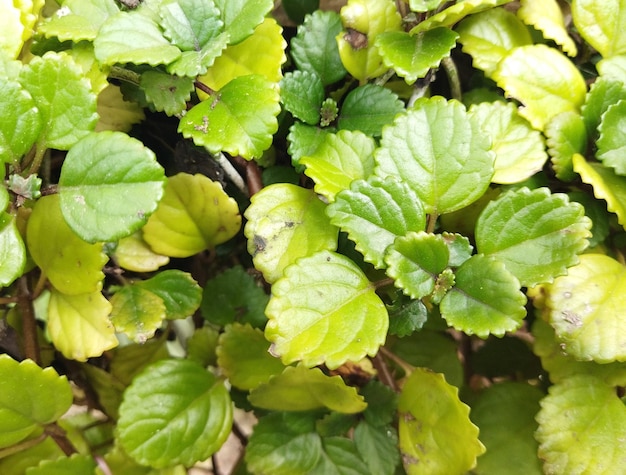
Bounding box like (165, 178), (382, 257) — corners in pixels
(244, 184), (338, 283)
(571, 0), (626, 58)
(475, 187), (591, 286)
(265, 250), (388, 369)
(58, 131), (165, 243)
(326, 176), (426, 269)
(374, 96), (494, 215)
(142, 173), (241, 258)
(117, 358), (232, 468)
(398, 368), (485, 474)
(0, 355), (72, 448)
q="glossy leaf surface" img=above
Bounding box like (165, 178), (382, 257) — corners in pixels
(545, 111), (587, 182)
(0, 214), (26, 287)
(597, 100), (626, 174)
(518, 0), (576, 56)
(136, 270), (202, 320)
(280, 70), (324, 125)
(571, 0), (626, 58)
(0, 79), (41, 164)
(410, 0), (512, 33)
(265, 251), (387, 369)
(213, 0), (273, 45)
(337, 84), (404, 137)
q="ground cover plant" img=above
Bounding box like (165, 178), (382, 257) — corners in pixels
(0, 0), (625, 473)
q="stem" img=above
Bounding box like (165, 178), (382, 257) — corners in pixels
(26, 144), (47, 176)
(17, 276), (40, 364)
(0, 432), (47, 459)
(374, 277), (395, 290)
(0, 296), (18, 305)
(441, 57), (462, 102)
(32, 271), (48, 300)
(95, 456), (113, 475)
(426, 212), (438, 234)
(372, 352), (398, 392)
(214, 153), (248, 195)
(194, 80), (215, 96)
(379, 346), (415, 377)
(244, 160), (264, 196)
(374, 69), (396, 87)
(44, 423), (78, 456)
(109, 65), (142, 86)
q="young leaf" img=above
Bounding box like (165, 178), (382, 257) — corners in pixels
(571, 0), (626, 58)
(143, 173), (241, 258)
(291, 10), (347, 85)
(58, 131), (166, 243)
(468, 101), (547, 184)
(492, 45), (586, 131)
(217, 323), (285, 390)
(354, 421), (400, 475)
(545, 111), (587, 182)
(25, 454), (96, 475)
(37, 0), (119, 42)
(0, 79), (41, 164)
(456, 8), (532, 76)
(244, 184), (338, 283)
(300, 129), (376, 202)
(398, 368), (485, 474)
(470, 382), (543, 474)
(0, 214), (26, 287)
(114, 232), (170, 273)
(280, 70), (325, 125)
(26, 195), (107, 295)
(180, 74), (280, 159)
(376, 28), (459, 84)
(0, 355), (72, 448)
(213, 0), (273, 45)
(94, 12), (181, 66)
(597, 100), (626, 175)
(201, 266), (269, 328)
(47, 288), (117, 362)
(19, 51), (98, 150)
(265, 250), (388, 369)
(109, 285), (166, 344)
(387, 297), (429, 337)
(140, 71), (194, 116)
(582, 76), (626, 137)
(309, 437), (370, 474)
(136, 270), (202, 320)
(475, 187), (592, 287)
(117, 358), (232, 468)
(545, 254), (626, 363)
(535, 375), (626, 475)
(248, 365), (367, 413)
(337, 84), (404, 137)
(374, 96), (494, 215)
(327, 176), (426, 269)
(517, 0), (577, 56)
(410, 0), (512, 34)
(440, 254), (526, 338)
(385, 232), (449, 299)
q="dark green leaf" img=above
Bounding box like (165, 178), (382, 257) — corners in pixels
(136, 270), (202, 320)
(354, 421), (400, 475)
(0, 79), (41, 163)
(280, 70), (324, 125)
(582, 76), (626, 137)
(309, 437), (370, 474)
(140, 71), (194, 116)
(546, 111), (587, 182)
(337, 84), (404, 137)
(387, 297), (428, 337)
(597, 100), (626, 175)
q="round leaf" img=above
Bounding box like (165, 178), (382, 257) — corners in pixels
(398, 368), (485, 474)
(113, 232), (169, 273)
(265, 250), (388, 369)
(117, 358), (232, 468)
(143, 173), (241, 258)
(440, 254), (527, 337)
(374, 96), (494, 215)
(59, 131), (166, 243)
(0, 79), (41, 164)
(136, 270), (202, 320)
(597, 100), (626, 175)
(109, 285), (166, 344)
(571, 0), (626, 58)
(337, 84), (404, 137)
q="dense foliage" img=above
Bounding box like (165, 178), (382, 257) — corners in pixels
(1, 0), (625, 473)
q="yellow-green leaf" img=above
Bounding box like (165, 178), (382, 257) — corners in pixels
(0, 1), (25, 59)
(114, 232), (170, 272)
(517, 0), (577, 57)
(109, 285), (166, 344)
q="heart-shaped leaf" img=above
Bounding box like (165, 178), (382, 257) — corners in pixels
(517, 0), (577, 56)
(59, 131), (166, 243)
(265, 250), (388, 369)
(337, 84), (404, 137)
(117, 358), (232, 468)
(571, 0), (626, 58)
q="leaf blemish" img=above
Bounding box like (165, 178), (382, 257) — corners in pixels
(74, 194), (86, 205)
(253, 235), (266, 254)
(194, 116), (209, 134)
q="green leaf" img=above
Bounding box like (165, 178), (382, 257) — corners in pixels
(100, 444), (187, 475)
(517, 0), (577, 56)
(410, 0), (513, 34)
(265, 250), (388, 369)
(249, 365), (367, 413)
(280, 70), (325, 125)
(0, 436), (64, 475)
(545, 111), (587, 182)
(180, 74), (280, 159)
(309, 437), (370, 474)
(398, 368), (485, 474)
(26, 195), (107, 295)
(96, 84), (145, 133)
(117, 358), (232, 468)
(187, 326), (220, 368)
(159, 0), (222, 51)
(0, 1), (26, 59)
(571, 0), (626, 58)
(143, 173), (241, 258)
(456, 8), (532, 76)
(244, 184), (338, 284)
(213, 0), (273, 45)
(376, 28), (459, 84)
(582, 76), (626, 137)
(597, 100), (626, 174)
(535, 375), (626, 474)
(468, 101), (547, 184)
(283, 0), (320, 24)
(361, 380), (398, 427)
(337, 84), (404, 137)
(140, 71), (194, 116)
(387, 297), (429, 337)
(470, 382), (543, 474)
(58, 131), (165, 243)
(166, 34), (230, 77)
(327, 177), (426, 269)
(475, 187), (592, 286)
(492, 44), (586, 131)
(38, 0), (119, 42)
(316, 412), (358, 438)
(25, 454), (96, 475)
(385, 232), (449, 299)
(374, 96), (494, 215)
(409, 0), (447, 12)
(94, 12), (181, 66)
(472, 336), (542, 380)
(545, 254), (626, 363)
(0, 214), (26, 287)
(217, 323), (285, 390)
(568, 191), (611, 248)
(136, 270), (202, 320)
(442, 232), (473, 267)
(0, 78), (41, 164)
(300, 129), (376, 202)
(246, 412), (323, 475)
(47, 288), (117, 362)
(109, 338), (171, 387)
(19, 51), (98, 150)
(354, 421), (400, 475)
(201, 266), (269, 327)
(291, 10), (347, 85)
(288, 122), (332, 167)
(440, 254), (526, 337)
(0, 355), (71, 448)
(109, 285), (166, 344)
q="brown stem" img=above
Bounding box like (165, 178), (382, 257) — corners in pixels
(194, 80), (215, 96)
(45, 423), (78, 456)
(374, 277), (395, 290)
(460, 333), (473, 386)
(372, 352), (398, 392)
(244, 160), (263, 196)
(17, 276), (40, 364)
